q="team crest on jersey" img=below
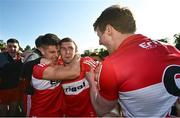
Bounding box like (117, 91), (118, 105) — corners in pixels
(62, 78), (89, 95)
(162, 64), (180, 96)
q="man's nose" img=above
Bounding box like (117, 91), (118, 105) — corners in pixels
(11, 47), (16, 51)
(66, 49), (70, 54)
(55, 53), (58, 57)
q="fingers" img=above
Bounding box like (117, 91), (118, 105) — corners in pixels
(84, 60), (97, 70)
(86, 68), (94, 79)
(95, 63), (102, 82)
(94, 63), (102, 90)
(83, 57), (99, 70)
(85, 69), (95, 87)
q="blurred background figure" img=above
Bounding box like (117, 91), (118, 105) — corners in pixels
(0, 38), (24, 116)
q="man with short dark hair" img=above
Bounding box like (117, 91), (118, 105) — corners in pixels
(20, 33), (61, 116)
(58, 37), (97, 116)
(86, 5), (180, 117)
(0, 38), (23, 116)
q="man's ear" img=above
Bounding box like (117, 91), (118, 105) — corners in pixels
(105, 24), (112, 35)
(39, 47), (45, 55)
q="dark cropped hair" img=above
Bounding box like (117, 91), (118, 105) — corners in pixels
(7, 38), (19, 44)
(59, 37), (78, 52)
(93, 5), (136, 34)
(35, 33), (60, 48)
(7, 38), (20, 47)
(35, 35), (43, 48)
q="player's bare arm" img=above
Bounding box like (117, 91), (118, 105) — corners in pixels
(86, 68), (118, 116)
(43, 63), (80, 80)
(33, 54), (81, 80)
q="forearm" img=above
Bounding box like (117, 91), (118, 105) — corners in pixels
(89, 79), (117, 116)
(43, 65), (79, 80)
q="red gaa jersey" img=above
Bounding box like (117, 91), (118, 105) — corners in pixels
(61, 57), (98, 117)
(31, 64), (63, 117)
(99, 34), (180, 117)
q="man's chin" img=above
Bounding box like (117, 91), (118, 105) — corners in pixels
(63, 58), (73, 63)
(64, 61), (71, 64)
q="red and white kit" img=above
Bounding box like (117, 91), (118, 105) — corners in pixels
(61, 57), (98, 117)
(31, 63), (63, 117)
(99, 34), (180, 117)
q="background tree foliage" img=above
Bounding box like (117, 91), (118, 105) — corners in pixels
(0, 40), (6, 49)
(158, 38), (169, 43)
(24, 45), (32, 51)
(174, 33), (180, 50)
(81, 48), (109, 60)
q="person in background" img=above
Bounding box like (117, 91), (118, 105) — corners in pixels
(23, 35), (43, 63)
(86, 5), (180, 117)
(0, 47), (7, 53)
(0, 38), (24, 116)
(21, 50), (33, 63)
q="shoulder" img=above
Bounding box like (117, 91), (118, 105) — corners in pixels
(166, 44), (180, 54)
(22, 58), (41, 71)
(0, 52), (8, 58)
(102, 54), (115, 65)
(24, 53), (39, 62)
(24, 49), (42, 62)
(0, 52), (9, 67)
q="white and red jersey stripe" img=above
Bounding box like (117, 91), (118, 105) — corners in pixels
(60, 57), (98, 117)
(29, 66), (63, 117)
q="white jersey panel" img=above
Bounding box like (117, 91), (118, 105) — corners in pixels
(119, 82), (177, 117)
(62, 78), (89, 95)
(32, 76), (60, 90)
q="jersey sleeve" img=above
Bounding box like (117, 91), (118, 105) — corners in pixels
(99, 60), (119, 100)
(33, 64), (48, 79)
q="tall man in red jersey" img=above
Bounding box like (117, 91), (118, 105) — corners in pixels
(86, 5), (180, 117)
